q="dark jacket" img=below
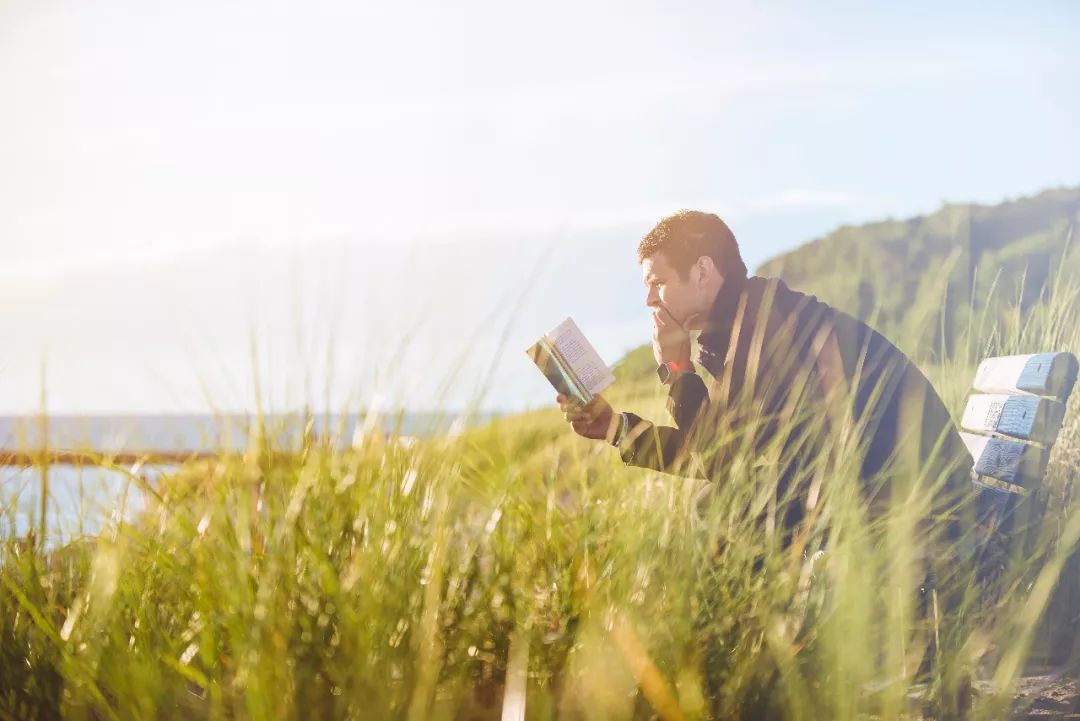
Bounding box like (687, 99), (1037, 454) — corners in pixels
(618, 274), (973, 537)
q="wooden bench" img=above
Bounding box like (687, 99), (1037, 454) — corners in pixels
(959, 352), (1079, 496)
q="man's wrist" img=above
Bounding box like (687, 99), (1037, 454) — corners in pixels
(607, 412), (629, 447)
(657, 359), (694, 385)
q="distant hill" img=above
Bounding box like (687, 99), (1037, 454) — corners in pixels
(757, 186), (1080, 355)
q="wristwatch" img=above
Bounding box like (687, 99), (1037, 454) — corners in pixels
(609, 411), (630, 447)
(656, 360), (691, 385)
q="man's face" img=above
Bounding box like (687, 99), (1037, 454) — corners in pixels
(641, 252), (708, 330)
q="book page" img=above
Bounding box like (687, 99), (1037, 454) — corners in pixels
(548, 318), (615, 396)
(525, 337), (591, 406)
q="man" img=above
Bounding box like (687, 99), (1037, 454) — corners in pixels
(557, 209), (989, 716)
(557, 209), (975, 544)
(557, 209), (981, 716)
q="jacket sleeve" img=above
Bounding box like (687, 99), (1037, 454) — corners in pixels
(618, 371), (710, 474)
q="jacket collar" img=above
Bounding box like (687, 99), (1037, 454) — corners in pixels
(696, 273), (750, 370)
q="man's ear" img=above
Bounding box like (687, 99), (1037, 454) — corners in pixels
(696, 256), (718, 288)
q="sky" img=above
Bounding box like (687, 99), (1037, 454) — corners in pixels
(1, 0), (1079, 415)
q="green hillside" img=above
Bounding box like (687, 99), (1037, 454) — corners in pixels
(757, 186), (1080, 357)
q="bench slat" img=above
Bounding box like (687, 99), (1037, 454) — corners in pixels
(973, 352), (1079, 400)
(960, 431), (1048, 490)
(961, 394), (1066, 444)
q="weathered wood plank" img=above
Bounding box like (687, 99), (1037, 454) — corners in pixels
(973, 352), (1079, 400)
(961, 394), (1066, 444)
(961, 431), (1048, 492)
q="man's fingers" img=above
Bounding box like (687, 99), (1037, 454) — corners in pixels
(653, 306), (672, 324)
(584, 395), (606, 411)
(564, 406), (590, 420)
(558, 393), (608, 435)
(564, 406), (599, 424)
(556, 394), (582, 410)
(654, 305), (684, 329)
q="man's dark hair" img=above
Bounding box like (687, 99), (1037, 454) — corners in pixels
(637, 210), (747, 281)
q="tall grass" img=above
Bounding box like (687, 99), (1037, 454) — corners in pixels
(2, 274), (1079, 721)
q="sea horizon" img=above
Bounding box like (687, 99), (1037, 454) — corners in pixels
(0, 410), (501, 546)
(0, 409), (502, 453)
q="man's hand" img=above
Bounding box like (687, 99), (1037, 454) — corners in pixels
(652, 305), (692, 368)
(556, 394), (617, 442)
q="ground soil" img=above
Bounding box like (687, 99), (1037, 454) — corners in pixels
(1004, 669), (1080, 719)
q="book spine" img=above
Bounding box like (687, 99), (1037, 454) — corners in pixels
(546, 338), (591, 404)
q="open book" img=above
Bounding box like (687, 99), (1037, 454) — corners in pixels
(526, 317), (615, 406)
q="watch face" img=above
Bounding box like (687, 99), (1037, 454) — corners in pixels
(656, 363), (671, 383)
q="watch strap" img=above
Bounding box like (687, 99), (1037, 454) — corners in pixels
(609, 412), (630, 447)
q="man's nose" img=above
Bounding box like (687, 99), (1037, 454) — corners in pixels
(645, 289), (660, 307)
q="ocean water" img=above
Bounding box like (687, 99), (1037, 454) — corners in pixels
(3, 463), (167, 543)
(0, 412), (490, 546)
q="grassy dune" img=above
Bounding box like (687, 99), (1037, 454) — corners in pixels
(3, 272), (1080, 720)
